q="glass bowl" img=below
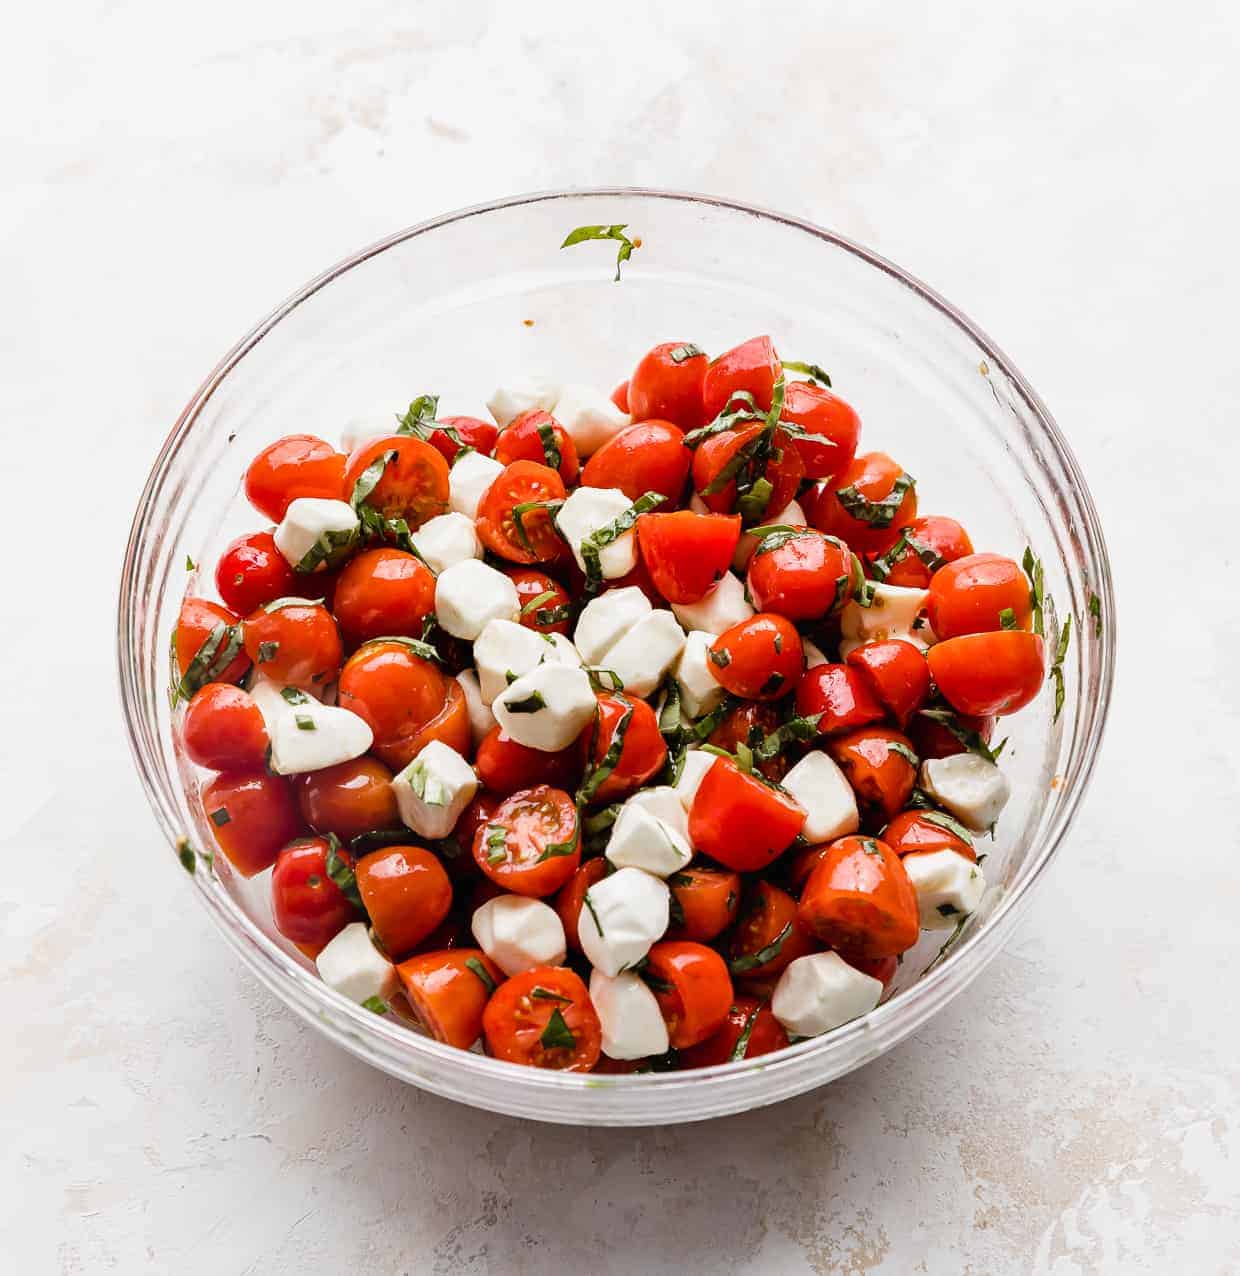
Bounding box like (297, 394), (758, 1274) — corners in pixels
(118, 188), (1115, 1125)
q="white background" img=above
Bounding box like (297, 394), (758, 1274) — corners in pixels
(4, 2), (1239, 1272)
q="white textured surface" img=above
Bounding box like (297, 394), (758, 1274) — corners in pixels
(4, 2), (1239, 1271)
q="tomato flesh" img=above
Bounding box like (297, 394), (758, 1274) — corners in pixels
(637, 511), (741, 604)
(472, 785), (580, 897)
(688, 757), (805, 872)
(482, 967), (602, 1071)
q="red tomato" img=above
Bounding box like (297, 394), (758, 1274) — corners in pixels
(294, 756), (399, 840)
(709, 614), (804, 701)
(866, 515), (974, 589)
(581, 420), (691, 503)
(908, 707), (996, 760)
(844, 952), (899, 990)
(781, 380), (860, 481)
(331, 548), (436, 648)
(786, 841), (833, 894)
(882, 810), (976, 861)
(475, 460), (567, 564)
(610, 380), (630, 414)
(174, 598), (250, 687)
(666, 867), (741, 943)
(244, 434), (346, 522)
(688, 757), (805, 872)
(798, 835), (919, 959)
(701, 335), (781, 421)
(241, 600), (342, 690)
(472, 786), (580, 897)
(397, 948), (504, 1050)
(845, 640), (931, 727)
(475, 725), (582, 796)
(795, 662), (886, 735)
(746, 530), (853, 620)
(828, 726), (919, 822)
(555, 859), (609, 951)
(579, 693), (667, 803)
(181, 683), (268, 771)
(202, 770), (303, 877)
(678, 995), (790, 1068)
(928, 631), (1046, 716)
(355, 845), (453, 959)
(810, 452), (917, 554)
(628, 341), (709, 429)
(706, 701), (787, 781)
(446, 792), (499, 875)
(482, 966), (602, 1072)
(692, 421), (805, 522)
(728, 881), (818, 979)
(271, 837), (358, 949)
(429, 415), (498, 464)
(598, 554), (665, 607)
(507, 567), (572, 636)
(928, 553), (1032, 639)
(644, 941), (733, 1049)
(342, 434), (451, 529)
(494, 410), (580, 485)
(636, 511), (741, 604)
(214, 531), (299, 615)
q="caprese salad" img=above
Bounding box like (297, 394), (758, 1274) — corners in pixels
(171, 332), (1073, 1073)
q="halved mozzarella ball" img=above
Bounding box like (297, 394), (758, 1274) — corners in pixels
(391, 740), (479, 839)
(919, 753), (1010, 832)
(448, 451), (505, 520)
(474, 619), (558, 706)
(578, 867), (670, 977)
(434, 559), (520, 640)
(589, 970), (670, 1060)
(672, 750), (715, 810)
(839, 583), (931, 657)
(671, 571), (753, 636)
(781, 751), (859, 844)
(605, 799), (692, 878)
(316, 922), (398, 1005)
(573, 586), (652, 667)
(491, 664), (596, 752)
(410, 511), (480, 574)
(553, 383), (630, 456)
(248, 679), (372, 775)
(771, 952), (882, 1037)
(471, 895), (567, 976)
(598, 610), (685, 699)
(673, 629), (725, 718)
(555, 486), (638, 580)
(487, 377), (560, 429)
(273, 498), (359, 571)
(904, 850), (986, 930)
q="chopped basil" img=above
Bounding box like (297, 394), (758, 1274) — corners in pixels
(534, 602), (572, 627)
(919, 810), (975, 846)
(520, 589), (558, 616)
(294, 524), (358, 575)
(683, 391), (765, 449)
(171, 621), (244, 706)
(780, 359), (832, 387)
(358, 634), (441, 662)
(577, 491), (665, 588)
(530, 986), (573, 1003)
(918, 707), (1005, 764)
(1021, 545), (1047, 637)
(1051, 615), (1072, 722)
(257, 640), (279, 663)
(294, 714), (315, 731)
(642, 970), (674, 994)
(262, 595), (325, 613)
(835, 473), (916, 528)
(729, 1002), (763, 1061)
(209, 807), (231, 827)
(887, 740), (919, 767)
(709, 647), (731, 668)
(692, 692), (740, 742)
(349, 449), (396, 511)
(280, 686), (311, 705)
(325, 833), (363, 910)
(999, 607), (1019, 631)
(736, 475), (774, 524)
(397, 393), (440, 431)
(859, 838), (883, 857)
(921, 916), (968, 976)
(465, 956), (497, 994)
(539, 1006), (577, 1051)
(538, 809), (581, 861)
(504, 690), (547, 714)
(361, 995), (389, 1015)
(586, 668), (625, 692)
(758, 671), (785, 697)
(582, 890), (605, 937)
(578, 699), (634, 804)
(751, 527), (817, 557)
(670, 343), (705, 363)
(728, 920), (793, 974)
(512, 499), (564, 555)
(408, 761), (449, 806)
(752, 713), (823, 761)
(348, 826), (416, 855)
(869, 527), (945, 581)
(560, 223), (640, 281)
(485, 826), (508, 865)
(536, 419), (562, 471)
(184, 555), (196, 571)
(937, 902), (960, 918)
(1088, 591), (1102, 638)
(176, 836), (197, 874)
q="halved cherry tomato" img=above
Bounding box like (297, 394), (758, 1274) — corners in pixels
(555, 859), (609, 951)
(810, 452), (917, 554)
(494, 410), (580, 485)
(908, 705), (996, 760)
(355, 845), (453, 959)
(866, 515), (973, 589)
(330, 548), (436, 648)
(795, 663), (886, 736)
(610, 380), (630, 413)
(701, 335), (781, 421)
(844, 952), (899, 990)
(746, 530), (852, 620)
(174, 598), (250, 686)
(692, 422), (804, 522)
(928, 631), (1046, 716)
(475, 724), (582, 797)
(214, 531), (298, 615)
(244, 434), (346, 522)
(845, 640), (931, 727)
(781, 380), (861, 481)
(294, 756), (398, 840)
(579, 693), (667, 803)
(644, 941), (733, 1049)
(706, 701), (788, 781)
(582, 420), (691, 503)
(482, 966), (601, 1071)
(506, 567), (573, 636)
(882, 810), (976, 861)
(201, 770), (303, 877)
(444, 792), (499, 880)
(342, 435), (450, 529)
(688, 757), (805, 872)
(475, 460), (567, 564)
(728, 881), (818, 979)
(798, 835), (919, 959)
(828, 726), (919, 822)
(428, 414), (498, 464)
(709, 614), (804, 701)
(271, 837), (358, 950)
(242, 600), (342, 690)
(181, 683), (268, 771)
(636, 511), (741, 604)
(598, 546), (669, 607)
(628, 341), (709, 429)
(678, 995), (790, 1068)
(398, 948), (504, 1050)
(786, 841), (833, 893)
(472, 785), (580, 897)
(928, 553), (1032, 639)
(666, 867), (741, 942)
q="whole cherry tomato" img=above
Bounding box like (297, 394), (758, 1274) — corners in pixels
(795, 662), (886, 735)
(579, 693), (667, 803)
(342, 435), (450, 529)
(746, 529), (853, 620)
(201, 770), (303, 877)
(709, 614), (804, 701)
(294, 756), (399, 840)
(628, 341), (709, 429)
(728, 881), (818, 979)
(701, 335), (781, 421)
(810, 452), (917, 554)
(242, 600), (342, 690)
(780, 380), (861, 481)
(678, 995), (790, 1068)
(475, 725), (582, 797)
(845, 640), (931, 727)
(244, 434), (346, 522)
(928, 631), (1046, 716)
(828, 726), (919, 822)
(482, 966), (602, 1071)
(397, 948), (504, 1050)
(692, 422), (804, 523)
(927, 553), (1032, 639)
(472, 785), (581, 897)
(494, 410), (580, 485)
(331, 548), (436, 648)
(706, 701), (788, 781)
(688, 757), (805, 872)
(666, 867), (741, 943)
(881, 810), (976, 861)
(636, 511), (741, 604)
(355, 845), (453, 958)
(507, 567), (573, 636)
(582, 420), (692, 503)
(271, 837), (358, 949)
(866, 515), (973, 589)
(174, 598), (250, 688)
(644, 941), (733, 1049)
(214, 531), (299, 615)
(475, 460), (567, 564)
(428, 415), (498, 464)
(181, 683), (268, 771)
(555, 859), (609, 951)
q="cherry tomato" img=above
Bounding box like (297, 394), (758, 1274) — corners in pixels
(797, 835), (919, 959)
(882, 810), (976, 862)
(397, 948), (504, 1050)
(701, 335), (781, 421)
(928, 631), (1046, 716)
(728, 881), (818, 979)
(202, 770), (303, 877)
(692, 422), (805, 522)
(644, 941), (733, 1049)
(866, 515), (974, 589)
(781, 380), (861, 481)
(355, 845), (453, 959)
(331, 548), (436, 648)
(475, 460), (567, 564)
(244, 434), (346, 522)
(843, 952), (899, 990)
(494, 410), (580, 485)
(628, 341), (709, 429)
(688, 757), (805, 872)
(795, 662), (886, 736)
(636, 511), (741, 604)
(294, 756), (399, 840)
(666, 867), (741, 942)
(475, 724), (582, 797)
(579, 693), (667, 803)
(709, 614), (803, 701)
(828, 726), (919, 823)
(598, 545), (670, 607)
(908, 706), (996, 760)
(482, 966), (602, 1072)
(581, 420), (691, 503)
(428, 414), (498, 464)
(506, 567), (572, 636)
(678, 995), (789, 1068)
(555, 859), (609, 951)
(242, 600), (342, 690)
(845, 640), (931, 727)
(214, 531), (298, 615)
(271, 837), (358, 949)
(174, 598), (250, 686)
(927, 553), (1032, 639)
(746, 530), (852, 620)
(342, 435), (450, 529)
(610, 380), (630, 413)
(810, 452), (917, 554)
(472, 785), (580, 897)
(706, 701), (788, 782)
(181, 683), (267, 771)
(786, 841), (833, 893)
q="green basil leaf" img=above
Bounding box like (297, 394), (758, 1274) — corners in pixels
(728, 920), (793, 974)
(325, 833), (364, 910)
(887, 740), (919, 767)
(171, 621), (244, 706)
(520, 589), (558, 616)
(577, 492), (665, 587)
(504, 690), (547, 714)
(361, 995), (389, 1015)
(539, 1006), (577, 1050)
(465, 956), (497, 994)
(835, 473), (916, 529)
(578, 700), (634, 803)
(1088, 591), (1102, 638)
(780, 359), (832, 387)
(560, 223), (640, 281)
(918, 810), (975, 846)
(536, 419), (562, 472)
(729, 1002), (763, 1061)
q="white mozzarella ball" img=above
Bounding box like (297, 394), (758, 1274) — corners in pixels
(471, 895), (567, 976)
(391, 740), (479, 840)
(573, 586), (652, 666)
(487, 377), (561, 429)
(553, 382), (631, 456)
(555, 486), (638, 580)
(605, 803), (692, 878)
(273, 498), (360, 571)
(839, 584), (932, 655)
(473, 619), (558, 705)
(781, 751), (860, 844)
(315, 922), (398, 1005)
(492, 664), (597, 752)
(771, 952), (883, 1037)
(599, 610), (686, 699)
(340, 411), (398, 455)
(410, 511), (480, 574)
(454, 669), (496, 746)
(671, 571), (754, 636)
(919, 753), (1011, 832)
(448, 450), (505, 520)
(589, 970), (670, 1060)
(623, 786), (690, 841)
(543, 633), (582, 666)
(673, 629), (726, 718)
(265, 698), (374, 776)
(904, 850), (986, 930)
(578, 867), (671, 977)
(732, 498), (806, 573)
(434, 559), (520, 640)
(672, 749), (716, 810)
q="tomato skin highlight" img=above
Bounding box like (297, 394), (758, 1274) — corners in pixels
(927, 553), (1032, 639)
(845, 640), (931, 727)
(645, 941), (734, 1049)
(795, 662), (886, 736)
(475, 725), (582, 797)
(294, 756), (399, 841)
(746, 530), (853, 621)
(701, 335), (781, 421)
(494, 410), (580, 485)
(729, 881), (818, 979)
(331, 548), (436, 648)
(678, 995), (789, 1068)
(475, 460), (567, 564)
(507, 567), (572, 636)
(202, 770), (303, 878)
(582, 420), (691, 504)
(579, 694), (667, 803)
(472, 785), (580, 897)
(271, 837), (358, 950)
(827, 726), (919, 823)
(781, 380), (861, 481)
(482, 966), (602, 1072)
(688, 757), (806, 872)
(342, 435), (450, 530)
(882, 810), (976, 861)
(214, 531), (299, 615)
(242, 601), (342, 690)
(398, 948), (504, 1050)
(666, 867), (742, 943)
(810, 451), (917, 554)
(355, 845), (453, 959)
(866, 515), (973, 589)
(928, 631), (1046, 716)
(709, 613), (804, 701)
(175, 597), (250, 685)
(637, 511), (741, 604)
(245, 434), (346, 522)
(629, 341), (709, 429)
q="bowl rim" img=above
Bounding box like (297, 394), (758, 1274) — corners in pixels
(119, 186), (1116, 1103)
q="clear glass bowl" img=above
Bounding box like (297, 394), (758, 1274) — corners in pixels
(118, 189), (1115, 1125)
